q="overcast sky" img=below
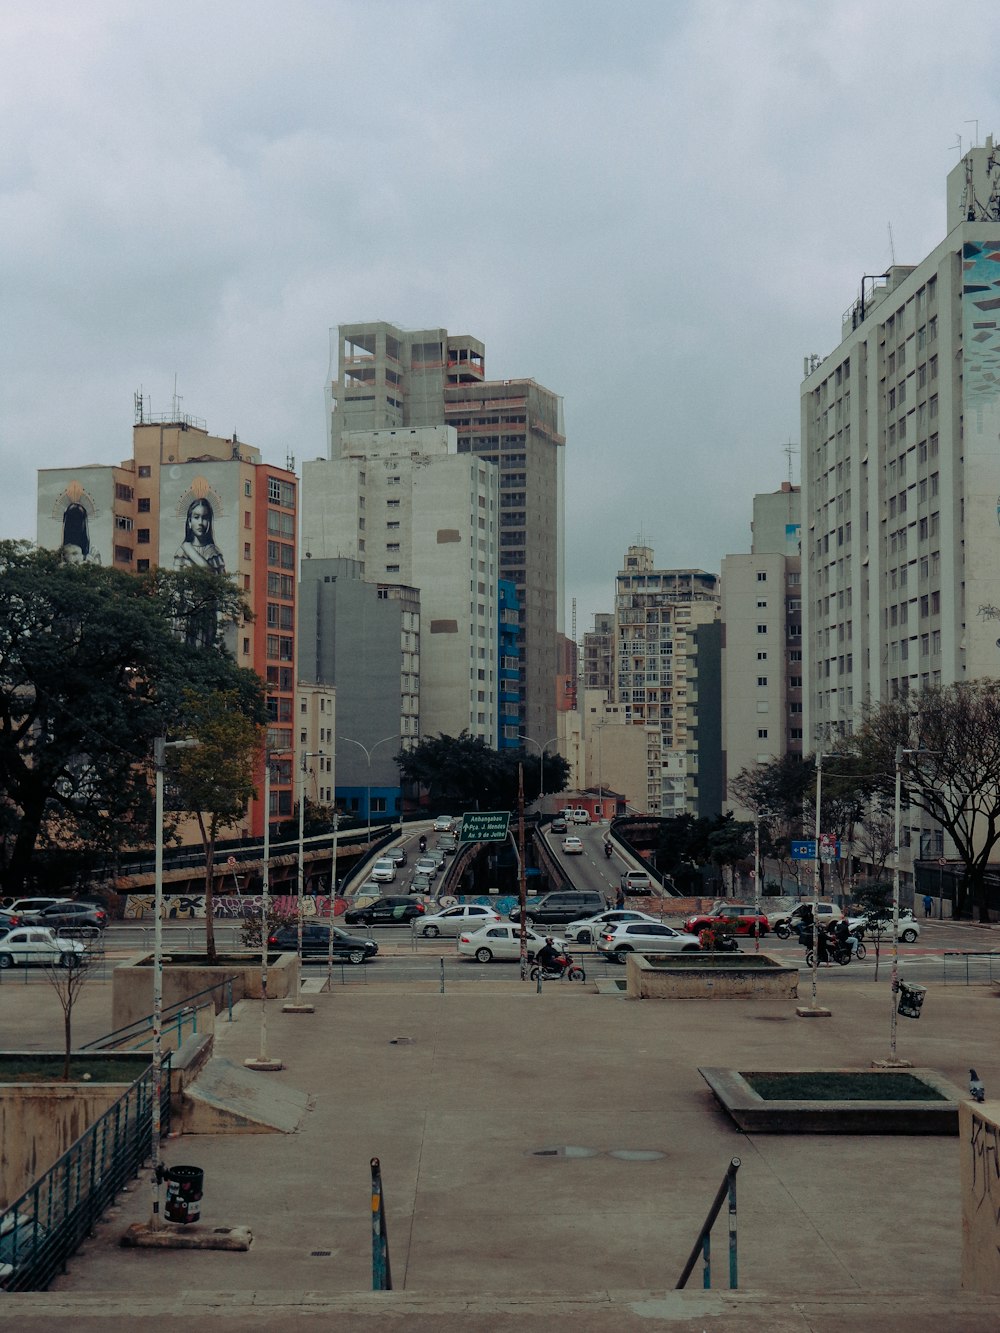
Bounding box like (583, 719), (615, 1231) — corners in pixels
(3, 1), (999, 634)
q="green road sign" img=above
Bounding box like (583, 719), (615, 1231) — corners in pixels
(459, 811), (511, 843)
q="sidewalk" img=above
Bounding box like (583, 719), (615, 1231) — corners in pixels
(4, 972), (1000, 1329)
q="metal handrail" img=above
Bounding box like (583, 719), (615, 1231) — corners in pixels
(79, 976), (237, 1051)
(676, 1157), (741, 1290)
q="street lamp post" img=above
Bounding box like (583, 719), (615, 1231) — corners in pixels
(286, 751), (323, 1012)
(151, 735), (199, 1229)
(798, 751), (833, 1019)
(887, 744), (935, 1065)
(338, 734), (398, 843)
(246, 748), (287, 1072)
(752, 810), (776, 953)
(517, 733), (559, 808)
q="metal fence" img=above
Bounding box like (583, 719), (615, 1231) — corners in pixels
(942, 951), (1000, 985)
(0, 1057), (170, 1292)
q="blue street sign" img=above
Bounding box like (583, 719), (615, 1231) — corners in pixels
(791, 839), (841, 860)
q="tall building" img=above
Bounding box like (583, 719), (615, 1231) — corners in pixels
(327, 321), (565, 746)
(612, 546), (721, 815)
(801, 136), (1000, 865)
(583, 613), (614, 695)
(721, 483), (803, 816)
(36, 412), (299, 835)
(497, 580), (522, 748)
(298, 557), (418, 821)
(301, 426), (498, 744)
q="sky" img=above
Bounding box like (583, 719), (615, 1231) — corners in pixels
(4, 0), (1000, 636)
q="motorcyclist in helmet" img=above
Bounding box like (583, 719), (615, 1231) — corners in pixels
(536, 937), (563, 974)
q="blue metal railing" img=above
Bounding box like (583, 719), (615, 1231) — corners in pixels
(676, 1157), (741, 1290)
(0, 1057), (170, 1292)
(79, 977), (236, 1052)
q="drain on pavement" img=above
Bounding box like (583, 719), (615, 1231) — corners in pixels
(310, 1250), (332, 1257)
(528, 1146), (600, 1159)
(389, 1037), (414, 1044)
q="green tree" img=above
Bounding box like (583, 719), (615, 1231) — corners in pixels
(397, 732), (570, 810)
(852, 880), (893, 979)
(166, 689), (266, 963)
(847, 681), (1000, 921)
(0, 541), (258, 895)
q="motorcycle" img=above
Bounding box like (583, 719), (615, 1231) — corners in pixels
(529, 952), (586, 983)
(804, 930), (864, 967)
(418, 835), (427, 853)
(604, 842), (613, 859)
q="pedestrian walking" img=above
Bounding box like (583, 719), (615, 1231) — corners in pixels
(923, 893), (933, 918)
(615, 885), (626, 910)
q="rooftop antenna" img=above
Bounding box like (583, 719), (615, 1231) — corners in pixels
(286, 449), (296, 473)
(171, 374), (182, 421)
(133, 389), (146, 425)
(950, 132), (963, 159)
(887, 221), (896, 266)
(783, 439), (800, 486)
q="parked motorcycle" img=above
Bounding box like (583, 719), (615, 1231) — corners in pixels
(529, 952), (586, 983)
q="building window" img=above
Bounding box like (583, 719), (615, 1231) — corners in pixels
(756, 571), (767, 582)
(137, 466), (151, 478)
(136, 559), (149, 572)
(757, 729), (768, 739)
(757, 676), (768, 687)
(137, 529), (150, 544)
(137, 498), (150, 513)
(757, 624), (768, 634)
(757, 651), (767, 661)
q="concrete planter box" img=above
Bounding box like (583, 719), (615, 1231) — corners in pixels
(0, 1052), (153, 1208)
(112, 952), (298, 1032)
(624, 951), (798, 1000)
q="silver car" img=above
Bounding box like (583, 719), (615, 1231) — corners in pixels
(563, 909), (663, 945)
(596, 921), (701, 961)
(417, 904), (502, 938)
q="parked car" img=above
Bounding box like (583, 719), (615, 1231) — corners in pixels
(370, 858), (397, 884)
(561, 836), (584, 855)
(343, 897), (427, 926)
(414, 857), (439, 879)
(597, 921), (702, 960)
(36, 902), (107, 932)
(509, 890), (606, 926)
(0, 927), (87, 969)
(550, 816), (567, 834)
(620, 869), (653, 894)
(563, 909), (664, 945)
(458, 923), (568, 963)
(409, 873), (433, 895)
(683, 905), (770, 937)
(389, 846), (408, 867)
(433, 815), (455, 832)
(417, 904), (502, 937)
(267, 923), (378, 964)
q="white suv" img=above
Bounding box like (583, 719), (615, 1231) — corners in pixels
(371, 858), (397, 883)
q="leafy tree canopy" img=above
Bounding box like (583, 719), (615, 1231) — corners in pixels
(0, 541), (264, 894)
(397, 732), (570, 810)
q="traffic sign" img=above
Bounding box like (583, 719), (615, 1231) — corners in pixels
(791, 839), (842, 861)
(459, 811), (511, 843)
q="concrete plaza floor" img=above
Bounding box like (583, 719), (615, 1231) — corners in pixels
(4, 966), (1000, 1330)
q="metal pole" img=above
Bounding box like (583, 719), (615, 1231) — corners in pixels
(151, 738), (165, 1230)
(296, 754), (306, 1004)
(753, 813), (762, 953)
(890, 747), (902, 1062)
(370, 1157), (392, 1290)
(727, 1160), (738, 1290)
(811, 755), (822, 1008)
(327, 809), (339, 991)
(517, 764), (528, 981)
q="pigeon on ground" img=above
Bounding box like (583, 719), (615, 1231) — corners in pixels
(970, 1069), (986, 1103)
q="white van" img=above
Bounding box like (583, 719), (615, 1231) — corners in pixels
(569, 808), (591, 825)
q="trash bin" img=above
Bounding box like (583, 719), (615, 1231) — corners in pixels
(897, 981), (927, 1019)
(164, 1165), (204, 1224)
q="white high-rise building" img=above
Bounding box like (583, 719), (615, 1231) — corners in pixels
(301, 426), (499, 743)
(801, 136), (1000, 863)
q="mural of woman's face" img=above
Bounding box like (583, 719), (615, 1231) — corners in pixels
(190, 502), (211, 541)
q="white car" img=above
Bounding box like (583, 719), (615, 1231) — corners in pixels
(458, 923), (568, 963)
(0, 927), (87, 969)
(433, 815), (455, 832)
(563, 909), (664, 945)
(414, 857), (439, 879)
(5, 897), (72, 921)
(417, 904), (502, 938)
(596, 921), (702, 961)
(849, 909), (921, 943)
(371, 858), (397, 883)
(562, 836), (584, 855)
(569, 808), (591, 824)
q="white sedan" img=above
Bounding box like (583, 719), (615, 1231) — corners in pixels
(414, 857), (440, 879)
(563, 909), (664, 945)
(458, 923), (567, 963)
(433, 815), (455, 832)
(417, 904), (502, 938)
(0, 927), (87, 969)
(561, 836), (584, 855)
(848, 910), (921, 943)
(596, 921), (702, 961)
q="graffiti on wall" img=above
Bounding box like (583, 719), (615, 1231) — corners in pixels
(969, 1111), (1000, 1228)
(124, 894), (345, 921)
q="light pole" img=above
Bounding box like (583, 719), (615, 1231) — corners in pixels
(246, 748), (288, 1072)
(286, 751), (323, 1012)
(798, 751), (833, 1018)
(752, 810), (776, 953)
(517, 733), (559, 808)
(151, 735), (199, 1228)
(887, 744), (935, 1065)
(338, 734), (398, 843)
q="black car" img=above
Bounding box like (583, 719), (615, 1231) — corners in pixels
(508, 890), (606, 926)
(36, 902), (108, 931)
(343, 896), (427, 926)
(267, 923), (378, 965)
(389, 846), (408, 867)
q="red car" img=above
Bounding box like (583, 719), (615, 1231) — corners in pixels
(683, 905), (769, 937)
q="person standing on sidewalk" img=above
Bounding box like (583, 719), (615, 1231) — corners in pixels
(923, 893), (933, 917)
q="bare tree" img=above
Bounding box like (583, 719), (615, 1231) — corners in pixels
(43, 942), (100, 1081)
(848, 680), (1000, 921)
